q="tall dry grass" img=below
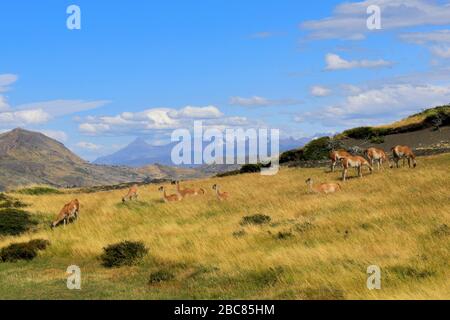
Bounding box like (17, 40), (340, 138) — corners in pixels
(0, 154), (449, 299)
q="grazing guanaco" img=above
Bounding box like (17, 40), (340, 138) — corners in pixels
(341, 156), (373, 181)
(391, 145), (417, 168)
(364, 147), (388, 171)
(305, 178), (341, 194)
(212, 184), (229, 201)
(51, 199), (80, 229)
(175, 181), (205, 197)
(122, 184), (138, 203)
(330, 150), (352, 172)
(158, 186), (182, 203)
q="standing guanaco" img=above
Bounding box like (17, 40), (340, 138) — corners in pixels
(341, 156), (373, 181)
(51, 199), (80, 229)
(330, 150), (352, 172)
(364, 147), (389, 171)
(175, 181), (206, 197)
(158, 186), (182, 203)
(122, 184), (138, 203)
(391, 145), (417, 168)
(212, 184), (229, 201)
(305, 178), (341, 194)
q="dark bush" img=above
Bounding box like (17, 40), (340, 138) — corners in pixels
(370, 135), (385, 144)
(279, 149), (305, 164)
(17, 187), (62, 196)
(0, 208), (37, 236)
(240, 164), (261, 174)
(232, 230), (247, 238)
(101, 241), (148, 268)
(343, 127), (374, 139)
(149, 270), (175, 284)
(240, 214), (271, 226)
(216, 170), (240, 178)
(276, 231), (294, 240)
(303, 137), (331, 160)
(0, 239), (49, 263)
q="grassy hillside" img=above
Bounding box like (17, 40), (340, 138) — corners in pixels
(0, 153), (449, 299)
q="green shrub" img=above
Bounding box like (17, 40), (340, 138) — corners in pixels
(302, 137), (331, 160)
(370, 135), (385, 144)
(17, 187), (62, 196)
(240, 214), (271, 226)
(149, 270), (175, 284)
(0, 239), (50, 263)
(279, 149), (305, 164)
(0, 208), (37, 236)
(100, 241), (148, 268)
(343, 127), (374, 139)
(216, 170), (240, 178)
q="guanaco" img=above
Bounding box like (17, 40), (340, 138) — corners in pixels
(122, 184), (138, 203)
(305, 178), (341, 194)
(158, 186), (182, 203)
(341, 156), (373, 181)
(212, 184), (229, 201)
(364, 147), (388, 171)
(51, 199), (80, 229)
(330, 150), (352, 172)
(391, 145), (417, 168)
(175, 181), (206, 197)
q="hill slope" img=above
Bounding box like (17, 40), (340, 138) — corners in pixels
(0, 128), (146, 190)
(0, 153), (448, 299)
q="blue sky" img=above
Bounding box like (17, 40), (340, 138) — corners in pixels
(1, 0), (450, 160)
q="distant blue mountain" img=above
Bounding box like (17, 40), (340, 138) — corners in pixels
(94, 136), (314, 167)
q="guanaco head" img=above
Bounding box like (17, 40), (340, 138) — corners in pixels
(212, 184), (218, 190)
(305, 178), (313, 185)
(171, 180), (178, 185)
(158, 186), (164, 192)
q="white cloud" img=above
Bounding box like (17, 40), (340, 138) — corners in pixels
(230, 96), (301, 107)
(76, 141), (101, 150)
(297, 83), (450, 127)
(15, 99), (111, 117)
(430, 46), (450, 58)
(400, 29), (450, 59)
(0, 74), (18, 93)
(40, 130), (68, 142)
(311, 86), (332, 97)
(302, 0), (450, 40)
(78, 105), (250, 136)
(325, 53), (392, 70)
(0, 95), (9, 111)
(0, 109), (50, 125)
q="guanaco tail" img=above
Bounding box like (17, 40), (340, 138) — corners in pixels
(212, 184), (229, 201)
(305, 178), (342, 194)
(158, 186), (182, 202)
(391, 145), (417, 168)
(51, 199), (80, 229)
(341, 155), (373, 181)
(122, 184), (138, 203)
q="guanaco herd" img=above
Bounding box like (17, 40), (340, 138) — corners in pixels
(51, 145), (417, 228)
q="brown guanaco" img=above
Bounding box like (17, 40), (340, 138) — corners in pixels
(122, 184), (138, 203)
(305, 178), (342, 194)
(341, 156), (373, 181)
(158, 186), (182, 203)
(364, 147), (389, 171)
(391, 145), (417, 168)
(51, 199), (80, 229)
(212, 184), (229, 201)
(175, 181), (206, 197)
(330, 150), (352, 172)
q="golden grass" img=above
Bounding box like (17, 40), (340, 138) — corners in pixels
(0, 154), (449, 300)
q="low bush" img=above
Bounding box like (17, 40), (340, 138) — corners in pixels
(0, 239), (50, 263)
(149, 270), (175, 284)
(303, 137), (331, 160)
(240, 214), (271, 226)
(100, 241), (148, 268)
(239, 164), (261, 174)
(370, 135), (385, 144)
(0, 208), (37, 236)
(17, 187), (62, 196)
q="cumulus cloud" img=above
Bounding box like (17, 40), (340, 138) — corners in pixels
(76, 141), (101, 150)
(0, 109), (50, 126)
(311, 86), (332, 97)
(325, 53), (392, 70)
(297, 83), (450, 127)
(78, 105), (249, 136)
(301, 0), (450, 40)
(230, 96), (301, 107)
